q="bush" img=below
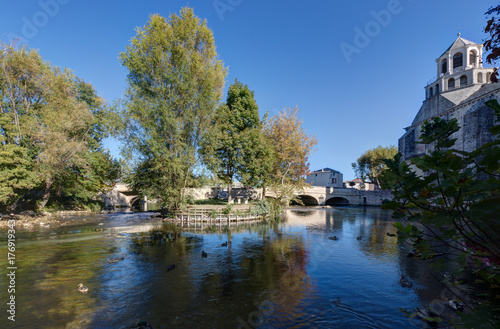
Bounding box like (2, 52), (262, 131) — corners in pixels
(381, 100), (500, 327)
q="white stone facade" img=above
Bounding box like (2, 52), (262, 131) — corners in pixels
(306, 168), (344, 188)
(399, 35), (500, 160)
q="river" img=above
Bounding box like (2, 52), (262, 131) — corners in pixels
(0, 207), (449, 328)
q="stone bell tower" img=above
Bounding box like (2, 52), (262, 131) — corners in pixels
(399, 34), (499, 161)
(425, 33), (493, 99)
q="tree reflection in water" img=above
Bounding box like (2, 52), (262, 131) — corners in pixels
(0, 208), (454, 328)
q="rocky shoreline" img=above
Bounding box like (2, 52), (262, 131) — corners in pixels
(0, 210), (101, 228)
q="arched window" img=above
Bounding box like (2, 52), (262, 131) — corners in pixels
(487, 72), (492, 82)
(430, 87), (434, 97)
(469, 50), (477, 67)
(448, 78), (455, 89)
(478, 72), (483, 83)
(441, 59), (447, 74)
(460, 75), (467, 86)
(435, 84), (440, 93)
(453, 52), (463, 68)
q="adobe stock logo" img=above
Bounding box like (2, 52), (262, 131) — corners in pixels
(340, 0), (407, 63)
(6, 0), (71, 42)
(213, 0), (243, 21)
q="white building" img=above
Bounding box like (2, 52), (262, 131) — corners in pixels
(399, 34), (499, 160)
(343, 178), (376, 191)
(306, 168), (343, 188)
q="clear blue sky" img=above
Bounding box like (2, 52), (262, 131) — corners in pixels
(1, 0), (497, 180)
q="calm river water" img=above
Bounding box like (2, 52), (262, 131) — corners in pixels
(0, 207), (446, 328)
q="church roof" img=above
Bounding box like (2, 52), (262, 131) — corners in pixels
(439, 34), (480, 58)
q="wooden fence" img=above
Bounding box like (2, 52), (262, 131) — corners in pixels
(164, 208), (268, 222)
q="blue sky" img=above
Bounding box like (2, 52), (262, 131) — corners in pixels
(1, 0), (497, 180)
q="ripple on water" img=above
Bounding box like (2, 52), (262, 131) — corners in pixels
(0, 208), (438, 328)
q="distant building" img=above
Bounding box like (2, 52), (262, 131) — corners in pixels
(343, 178), (376, 191)
(306, 168), (343, 188)
(399, 34), (499, 161)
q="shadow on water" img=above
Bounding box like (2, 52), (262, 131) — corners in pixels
(0, 208), (454, 328)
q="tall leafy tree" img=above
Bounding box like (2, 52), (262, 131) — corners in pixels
(50, 80), (121, 205)
(351, 145), (398, 188)
(119, 8), (226, 209)
(0, 43), (47, 210)
(200, 79), (272, 204)
(0, 114), (37, 209)
(264, 106), (317, 206)
(0, 42), (120, 211)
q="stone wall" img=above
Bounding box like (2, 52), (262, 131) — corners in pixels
(400, 84), (500, 161)
(358, 189), (393, 206)
(101, 187), (133, 207)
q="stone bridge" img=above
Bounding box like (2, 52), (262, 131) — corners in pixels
(103, 184), (392, 207)
(266, 186), (392, 206)
(102, 183), (141, 208)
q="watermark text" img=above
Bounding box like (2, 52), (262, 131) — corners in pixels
(6, 219), (17, 322)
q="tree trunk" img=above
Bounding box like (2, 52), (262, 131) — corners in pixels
(228, 182), (232, 205)
(262, 186), (266, 201)
(38, 180), (53, 210)
(55, 184), (63, 199)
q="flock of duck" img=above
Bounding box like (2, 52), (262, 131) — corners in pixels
(201, 240), (229, 258)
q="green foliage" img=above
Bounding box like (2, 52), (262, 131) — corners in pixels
(119, 7), (226, 210)
(200, 79), (272, 203)
(381, 101), (500, 328)
(0, 114), (37, 209)
(208, 209), (218, 219)
(250, 199), (271, 216)
(352, 145), (397, 188)
(222, 204), (233, 215)
(0, 43), (120, 211)
(188, 168), (222, 188)
(193, 199), (227, 206)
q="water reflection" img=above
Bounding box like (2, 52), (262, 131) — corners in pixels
(0, 208), (448, 328)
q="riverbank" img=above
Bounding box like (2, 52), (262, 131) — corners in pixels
(0, 209), (153, 229)
(0, 210), (97, 228)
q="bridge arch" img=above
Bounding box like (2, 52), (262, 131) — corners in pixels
(292, 195), (319, 206)
(130, 196), (142, 208)
(325, 197), (350, 206)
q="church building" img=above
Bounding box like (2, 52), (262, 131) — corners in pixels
(399, 34), (499, 160)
